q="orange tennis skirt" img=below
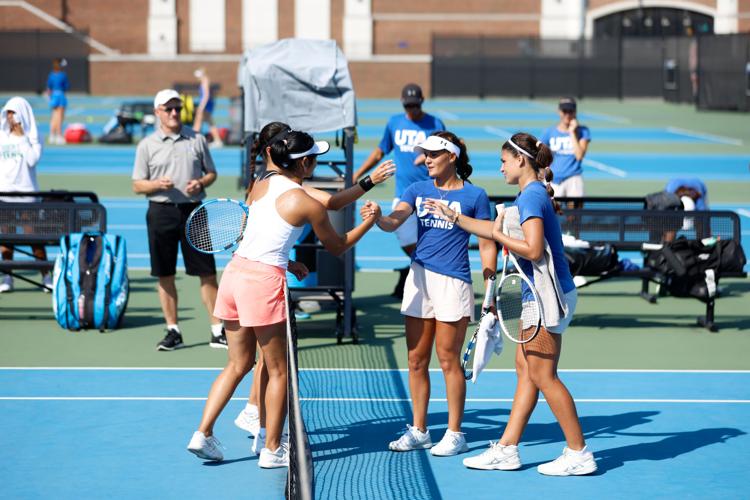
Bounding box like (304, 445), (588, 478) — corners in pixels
(214, 255), (287, 327)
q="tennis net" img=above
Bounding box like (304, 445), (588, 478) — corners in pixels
(285, 286), (314, 500)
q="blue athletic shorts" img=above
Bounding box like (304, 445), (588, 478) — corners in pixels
(49, 92), (67, 109)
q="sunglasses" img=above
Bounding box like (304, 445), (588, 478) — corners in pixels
(161, 106), (182, 114)
(424, 150), (448, 159)
(404, 103), (421, 110)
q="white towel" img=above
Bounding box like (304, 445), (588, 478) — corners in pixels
(502, 206), (568, 328)
(471, 313), (503, 384)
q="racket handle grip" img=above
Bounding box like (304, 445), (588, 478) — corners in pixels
(482, 275), (495, 309)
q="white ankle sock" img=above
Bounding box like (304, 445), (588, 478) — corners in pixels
(211, 323), (224, 337)
(167, 324), (180, 333)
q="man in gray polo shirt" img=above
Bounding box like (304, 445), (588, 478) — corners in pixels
(132, 89), (226, 351)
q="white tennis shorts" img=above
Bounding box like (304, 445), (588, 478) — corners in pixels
(392, 198), (418, 247)
(550, 174), (584, 198)
(401, 262), (475, 322)
(546, 289), (578, 334)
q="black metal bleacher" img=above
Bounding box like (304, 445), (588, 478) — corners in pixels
(0, 191), (107, 289)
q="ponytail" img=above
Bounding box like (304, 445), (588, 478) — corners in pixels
(247, 121), (291, 193)
(502, 133), (562, 214)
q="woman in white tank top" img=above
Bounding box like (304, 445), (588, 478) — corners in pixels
(188, 130), (383, 468)
(232, 121), (396, 442)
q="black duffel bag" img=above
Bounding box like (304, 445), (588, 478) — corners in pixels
(565, 244), (620, 276)
(645, 238), (746, 300)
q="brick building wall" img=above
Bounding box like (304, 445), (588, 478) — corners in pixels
(2, 0), (747, 96)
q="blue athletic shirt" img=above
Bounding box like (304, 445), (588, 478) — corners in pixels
(514, 181), (576, 302)
(47, 71), (69, 93)
(540, 125), (591, 183)
(379, 113), (445, 197)
(198, 84), (215, 114)
(400, 180), (491, 283)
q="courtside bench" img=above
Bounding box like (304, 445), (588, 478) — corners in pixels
(0, 191), (107, 290)
(553, 209), (743, 332)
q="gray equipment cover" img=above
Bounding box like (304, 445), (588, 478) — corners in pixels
(238, 38), (357, 134)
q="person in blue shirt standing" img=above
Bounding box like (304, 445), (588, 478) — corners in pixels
(46, 58), (69, 145)
(376, 131), (497, 457)
(193, 68), (223, 148)
(354, 83), (445, 299)
(426, 132), (597, 476)
(539, 98), (591, 199)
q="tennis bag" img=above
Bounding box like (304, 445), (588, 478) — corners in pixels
(564, 244), (619, 276)
(52, 233), (129, 331)
(645, 238), (746, 301)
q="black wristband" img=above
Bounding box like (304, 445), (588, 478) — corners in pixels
(358, 175), (375, 192)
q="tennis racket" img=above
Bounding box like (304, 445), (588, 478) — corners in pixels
(496, 247), (542, 344)
(461, 275), (496, 380)
(185, 198), (249, 254)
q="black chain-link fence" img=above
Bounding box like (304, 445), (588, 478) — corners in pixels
(432, 34), (749, 111)
(0, 31), (89, 93)
(697, 34), (750, 112)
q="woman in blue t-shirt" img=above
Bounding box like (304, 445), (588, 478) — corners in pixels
(377, 131), (497, 457)
(426, 132), (597, 476)
(46, 58), (69, 145)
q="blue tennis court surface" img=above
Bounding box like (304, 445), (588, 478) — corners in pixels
(34, 145), (750, 180)
(2, 368), (748, 499)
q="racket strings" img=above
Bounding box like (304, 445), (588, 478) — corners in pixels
(187, 202), (247, 252)
(498, 276), (541, 343)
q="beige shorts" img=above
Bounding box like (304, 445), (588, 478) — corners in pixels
(392, 198), (418, 247)
(550, 174), (584, 198)
(401, 262), (475, 322)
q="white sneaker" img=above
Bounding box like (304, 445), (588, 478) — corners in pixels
(0, 275), (13, 293)
(42, 275), (53, 293)
(463, 442), (522, 470)
(537, 446), (597, 476)
(258, 443), (289, 469)
(430, 430), (469, 456)
(235, 404), (261, 436)
(251, 428), (266, 455)
(186, 431), (224, 461)
(388, 425), (432, 452)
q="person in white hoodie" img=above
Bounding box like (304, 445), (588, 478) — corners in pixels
(0, 96), (50, 292)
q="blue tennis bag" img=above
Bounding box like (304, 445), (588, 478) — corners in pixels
(52, 232), (129, 331)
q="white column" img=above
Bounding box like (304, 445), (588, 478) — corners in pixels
(190, 0), (226, 52)
(243, 0), (278, 50)
(540, 0), (585, 39)
(715, 0), (738, 34)
(148, 0), (177, 55)
(295, 0), (331, 40)
(343, 0), (372, 58)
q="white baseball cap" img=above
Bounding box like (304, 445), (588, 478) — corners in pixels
(415, 135), (461, 158)
(153, 89), (182, 109)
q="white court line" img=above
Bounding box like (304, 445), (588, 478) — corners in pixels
(1, 396), (748, 404)
(583, 159), (627, 178)
(666, 126), (743, 146)
(736, 209), (750, 219)
(436, 109), (459, 121)
(483, 126), (513, 138)
(2, 367), (748, 373)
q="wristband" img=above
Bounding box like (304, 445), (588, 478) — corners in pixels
(358, 175), (375, 192)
